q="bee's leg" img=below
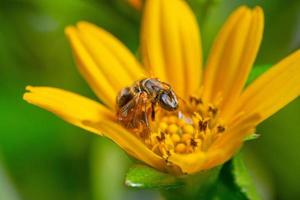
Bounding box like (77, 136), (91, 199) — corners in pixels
(141, 116), (150, 138)
(143, 100), (149, 128)
(139, 93), (151, 138)
(151, 102), (156, 121)
(131, 95), (142, 128)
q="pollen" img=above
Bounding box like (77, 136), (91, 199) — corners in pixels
(183, 124), (194, 134)
(167, 124), (179, 134)
(158, 122), (168, 131)
(142, 96), (226, 158)
(171, 133), (181, 143)
(175, 143), (186, 153)
(181, 133), (192, 143)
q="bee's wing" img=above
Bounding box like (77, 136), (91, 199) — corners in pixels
(118, 92), (150, 130)
(133, 93), (149, 127)
(118, 94), (139, 118)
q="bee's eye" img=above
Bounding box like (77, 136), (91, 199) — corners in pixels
(159, 91), (178, 111)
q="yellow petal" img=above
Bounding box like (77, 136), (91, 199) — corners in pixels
(203, 6), (250, 100)
(24, 86), (165, 170)
(141, 0), (167, 81)
(222, 7), (264, 119)
(76, 21), (146, 81)
(168, 151), (207, 174)
(23, 86), (114, 135)
(236, 50), (300, 124)
(86, 121), (166, 171)
(202, 114), (261, 170)
(203, 6), (264, 116)
(65, 27), (116, 108)
(211, 114), (261, 150)
(141, 0), (202, 97)
(177, 0), (202, 96)
(201, 140), (242, 171)
(73, 26), (133, 93)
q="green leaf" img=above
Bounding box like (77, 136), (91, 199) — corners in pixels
(125, 164), (184, 189)
(205, 153), (261, 200)
(232, 154), (261, 200)
(246, 65), (271, 86)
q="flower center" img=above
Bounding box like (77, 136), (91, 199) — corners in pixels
(136, 96), (226, 158)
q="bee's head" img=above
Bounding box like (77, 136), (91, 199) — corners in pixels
(158, 89), (178, 111)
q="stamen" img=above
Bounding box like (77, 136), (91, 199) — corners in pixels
(199, 120), (208, 132)
(133, 95), (229, 158)
(190, 138), (197, 147)
(167, 124), (179, 134)
(217, 125), (226, 133)
(208, 105), (218, 117)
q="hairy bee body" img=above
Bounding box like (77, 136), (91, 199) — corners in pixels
(116, 78), (178, 133)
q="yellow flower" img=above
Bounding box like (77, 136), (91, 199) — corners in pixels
(23, 0), (300, 175)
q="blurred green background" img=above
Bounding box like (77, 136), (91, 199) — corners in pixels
(0, 0), (299, 199)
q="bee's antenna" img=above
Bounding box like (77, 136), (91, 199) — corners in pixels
(147, 69), (154, 78)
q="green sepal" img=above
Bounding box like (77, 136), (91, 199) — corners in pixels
(207, 153), (261, 200)
(125, 153), (260, 200)
(244, 134), (260, 141)
(125, 164), (184, 189)
(125, 163), (221, 199)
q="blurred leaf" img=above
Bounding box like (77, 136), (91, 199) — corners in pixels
(125, 164), (183, 189)
(162, 168), (220, 200)
(91, 139), (159, 200)
(91, 138), (129, 200)
(186, 0), (222, 25)
(0, 158), (20, 200)
(250, 98), (300, 199)
(232, 154), (261, 200)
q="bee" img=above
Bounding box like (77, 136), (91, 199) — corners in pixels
(116, 78), (178, 134)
